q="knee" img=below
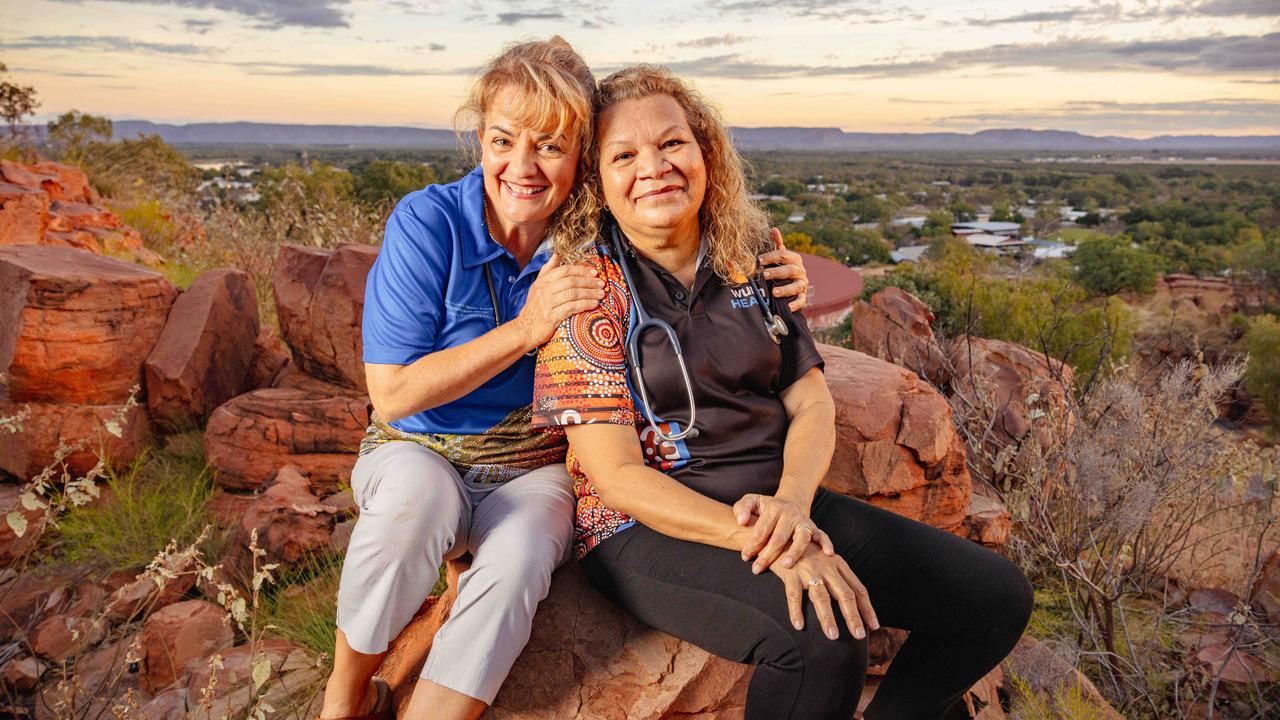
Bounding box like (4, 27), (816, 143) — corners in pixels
(970, 555), (1035, 641)
(762, 625), (868, 684)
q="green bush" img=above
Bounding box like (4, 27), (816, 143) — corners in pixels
(1073, 235), (1158, 295)
(1245, 314), (1280, 429)
(352, 160), (438, 207)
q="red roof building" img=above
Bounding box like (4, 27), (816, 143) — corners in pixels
(795, 252), (863, 330)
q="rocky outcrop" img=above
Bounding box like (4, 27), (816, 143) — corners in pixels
(273, 244), (377, 391)
(140, 599), (235, 692)
(818, 343), (971, 532)
(144, 269), (259, 430)
(0, 398), (152, 479)
(1249, 549), (1280, 626)
(241, 464), (346, 564)
(1001, 636), (1123, 719)
(0, 245), (177, 405)
(947, 335), (1074, 484)
(380, 562), (754, 719)
(247, 328), (290, 390)
(203, 388), (368, 493)
(0, 160), (158, 266)
(851, 287), (950, 387)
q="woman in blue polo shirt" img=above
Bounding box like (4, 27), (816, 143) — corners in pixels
(320, 40), (813, 720)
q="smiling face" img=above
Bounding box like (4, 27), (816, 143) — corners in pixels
(480, 84), (580, 236)
(597, 94), (707, 249)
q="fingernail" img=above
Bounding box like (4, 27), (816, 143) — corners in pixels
(826, 626), (838, 640)
(752, 563), (761, 574)
(793, 619), (803, 630)
(741, 553), (748, 561)
(854, 626), (865, 639)
(871, 620), (880, 631)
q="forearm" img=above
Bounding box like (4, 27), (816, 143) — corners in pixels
(369, 320), (534, 422)
(600, 462), (753, 551)
(775, 398), (836, 510)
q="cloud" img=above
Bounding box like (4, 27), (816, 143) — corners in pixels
(183, 18), (217, 33)
(48, 0), (351, 29)
(975, 0), (1280, 25)
(230, 60), (458, 76)
(706, 0), (923, 23)
(643, 33), (1280, 79)
(1194, 0), (1280, 17)
(496, 11), (565, 24)
(0, 35), (212, 55)
(11, 66), (119, 78)
(933, 98), (1280, 133)
(676, 34), (754, 49)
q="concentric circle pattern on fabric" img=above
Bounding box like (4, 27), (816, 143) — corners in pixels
(568, 311), (625, 371)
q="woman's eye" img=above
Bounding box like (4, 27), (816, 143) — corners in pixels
(539, 143), (562, 154)
(662, 139), (684, 149)
(492, 137), (511, 147)
(614, 152), (634, 162)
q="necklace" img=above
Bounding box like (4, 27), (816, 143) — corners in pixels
(482, 194), (500, 244)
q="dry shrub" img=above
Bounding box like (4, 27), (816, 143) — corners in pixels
(967, 356), (1278, 717)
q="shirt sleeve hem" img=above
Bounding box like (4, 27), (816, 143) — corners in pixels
(363, 346), (427, 365)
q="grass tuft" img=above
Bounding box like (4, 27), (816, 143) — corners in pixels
(54, 431), (213, 572)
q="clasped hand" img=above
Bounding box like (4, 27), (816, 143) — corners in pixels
(734, 494), (878, 640)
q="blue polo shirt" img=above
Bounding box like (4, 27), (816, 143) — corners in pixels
(362, 166), (553, 437)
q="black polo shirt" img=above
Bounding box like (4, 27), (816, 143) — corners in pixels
(533, 231), (824, 557)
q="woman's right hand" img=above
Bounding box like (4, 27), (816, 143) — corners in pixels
(770, 543), (879, 641)
(515, 253), (605, 349)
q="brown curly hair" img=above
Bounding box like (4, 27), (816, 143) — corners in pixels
(561, 65), (770, 281)
(455, 36), (600, 247)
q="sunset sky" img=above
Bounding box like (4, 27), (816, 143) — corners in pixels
(2, 0), (1278, 137)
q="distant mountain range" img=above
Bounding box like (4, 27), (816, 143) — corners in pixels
(109, 120), (1280, 153)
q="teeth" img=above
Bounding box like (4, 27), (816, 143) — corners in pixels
(505, 182), (547, 196)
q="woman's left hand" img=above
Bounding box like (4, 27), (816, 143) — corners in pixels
(734, 493), (835, 574)
(758, 227), (810, 312)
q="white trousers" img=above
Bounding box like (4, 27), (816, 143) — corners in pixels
(335, 441), (574, 703)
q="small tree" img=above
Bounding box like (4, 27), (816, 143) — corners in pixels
(46, 110), (113, 166)
(1245, 314), (1280, 430)
(0, 62), (39, 140)
(781, 231), (836, 260)
(1074, 235), (1158, 296)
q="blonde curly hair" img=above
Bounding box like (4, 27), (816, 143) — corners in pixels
(455, 36), (600, 247)
(564, 65), (770, 281)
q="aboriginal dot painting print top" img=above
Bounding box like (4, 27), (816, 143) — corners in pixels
(533, 233), (824, 558)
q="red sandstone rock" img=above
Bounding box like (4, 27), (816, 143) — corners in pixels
(0, 245), (177, 405)
(26, 161), (95, 203)
(144, 268), (259, 429)
(0, 181), (49, 245)
(0, 564), (83, 641)
(0, 654), (44, 694)
(381, 562), (753, 719)
(0, 483), (46, 564)
(1249, 550), (1280, 626)
(204, 388), (368, 493)
(208, 489), (258, 527)
(850, 287), (950, 386)
(962, 486), (1012, 549)
(184, 638), (298, 708)
(273, 243), (377, 390)
(0, 398), (152, 480)
(271, 363), (366, 397)
(30, 612), (104, 661)
(247, 327), (290, 390)
(948, 335), (1075, 483)
(1001, 636), (1122, 719)
(818, 343), (971, 532)
(140, 599), (234, 692)
(140, 687), (188, 720)
(104, 567), (198, 624)
(241, 464), (340, 564)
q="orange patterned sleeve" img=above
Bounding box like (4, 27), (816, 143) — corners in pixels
(532, 247), (636, 429)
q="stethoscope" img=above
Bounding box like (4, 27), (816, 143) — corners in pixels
(608, 224), (789, 444)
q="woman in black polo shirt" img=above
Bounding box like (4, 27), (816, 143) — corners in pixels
(533, 66), (1034, 720)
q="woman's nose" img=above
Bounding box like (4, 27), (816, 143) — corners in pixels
(508, 144), (538, 177)
(636, 147), (670, 180)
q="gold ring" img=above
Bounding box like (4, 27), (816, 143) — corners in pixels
(808, 578), (825, 587)
(794, 524), (815, 535)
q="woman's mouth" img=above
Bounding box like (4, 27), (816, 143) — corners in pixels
(636, 185), (682, 201)
(503, 181), (548, 199)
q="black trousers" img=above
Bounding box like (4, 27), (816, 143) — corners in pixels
(580, 488), (1033, 720)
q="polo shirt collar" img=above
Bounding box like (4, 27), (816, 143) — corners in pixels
(460, 165), (507, 269)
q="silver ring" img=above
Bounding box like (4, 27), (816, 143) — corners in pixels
(808, 578), (825, 587)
